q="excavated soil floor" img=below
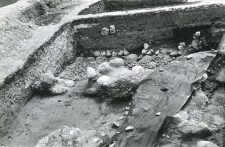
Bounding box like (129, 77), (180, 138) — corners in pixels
(0, 86), (128, 147)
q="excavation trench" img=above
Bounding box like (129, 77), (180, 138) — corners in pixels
(0, 1), (225, 147)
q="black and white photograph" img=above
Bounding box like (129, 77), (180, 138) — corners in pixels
(0, 0), (224, 146)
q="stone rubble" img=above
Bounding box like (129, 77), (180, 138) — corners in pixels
(32, 73), (74, 95)
(197, 141), (219, 147)
(84, 57), (153, 100)
(125, 126), (134, 132)
(35, 126), (107, 147)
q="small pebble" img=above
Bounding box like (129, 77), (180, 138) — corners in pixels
(186, 56), (192, 60)
(112, 51), (118, 57)
(125, 126), (134, 132)
(159, 69), (164, 72)
(123, 49), (129, 56)
(156, 112), (161, 116)
(118, 116), (125, 120)
(144, 43), (150, 50)
(125, 107), (130, 111)
(155, 50), (160, 55)
(118, 50), (124, 56)
(109, 142), (116, 147)
(64, 102), (71, 106)
(143, 108), (148, 112)
(101, 121), (107, 124)
(124, 111), (129, 115)
(112, 122), (120, 128)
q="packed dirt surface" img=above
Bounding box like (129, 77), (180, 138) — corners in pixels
(0, 85), (128, 147)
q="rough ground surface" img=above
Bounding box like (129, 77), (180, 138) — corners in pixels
(113, 52), (217, 147)
(157, 52), (225, 147)
(0, 87), (127, 147)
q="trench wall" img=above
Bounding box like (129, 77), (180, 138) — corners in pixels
(79, 0), (187, 14)
(79, 1), (105, 15)
(74, 4), (225, 53)
(0, 23), (76, 137)
(103, 0), (186, 12)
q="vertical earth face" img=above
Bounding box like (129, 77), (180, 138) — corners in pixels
(0, 0), (225, 147)
(103, 0), (187, 11)
(0, 0), (18, 8)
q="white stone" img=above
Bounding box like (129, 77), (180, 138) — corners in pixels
(150, 49), (154, 53)
(146, 50), (153, 55)
(125, 126), (134, 132)
(118, 50), (124, 56)
(201, 73), (208, 82)
(92, 137), (103, 144)
(112, 122), (120, 128)
(36, 126), (83, 147)
(197, 141), (219, 147)
(87, 67), (97, 78)
(177, 120), (210, 136)
(50, 85), (68, 95)
(101, 27), (109, 36)
(109, 142), (116, 147)
(124, 54), (138, 62)
(94, 51), (101, 57)
(97, 76), (112, 86)
(186, 55), (192, 60)
(178, 45), (184, 50)
(124, 111), (129, 115)
(123, 49), (129, 55)
(139, 55), (154, 63)
(109, 58), (124, 67)
(112, 51), (118, 57)
(195, 31), (201, 37)
(97, 62), (111, 74)
(156, 112), (161, 116)
(132, 66), (144, 74)
(170, 51), (180, 57)
(155, 50), (160, 55)
(106, 50), (112, 56)
(40, 73), (56, 85)
(159, 69), (164, 72)
(63, 80), (75, 87)
(118, 116), (125, 120)
(179, 42), (186, 47)
(144, 43), (150, 50)
(142, 49), (148, 55)
(55, 78), (74, 87)
(109, 25), (116, 34)
(174, 111), (189, 122)
(100, 51), (106, 56)
(213, 115), (225, 126)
